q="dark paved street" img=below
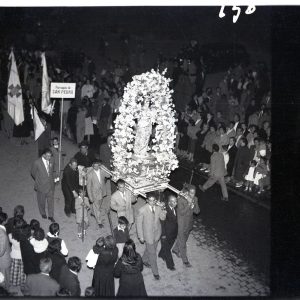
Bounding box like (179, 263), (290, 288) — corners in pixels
(169, 166), (270, 286)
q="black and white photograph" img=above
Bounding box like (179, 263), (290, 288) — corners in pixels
(0, 3), (289, 297)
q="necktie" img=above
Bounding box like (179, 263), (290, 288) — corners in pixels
(46, 161), (50, 175)
(151, 207), (155, 214)
(172, 208), (176, 216)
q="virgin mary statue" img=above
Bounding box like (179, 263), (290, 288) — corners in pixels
(133, 101), (152, 157)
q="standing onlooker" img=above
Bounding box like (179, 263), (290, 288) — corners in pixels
(37, 118), (51, 157)
(113, 217), (130, 258)
(75, 188), (90, 238)
(0, 210), (11, 290)
(30, 148), (56, 222)
(114, 239), (147, 296)
(227, 137), (238, 178)
(92, 235), (118, 296)
(59, 257), (82, 296)
(5, 205), (25, 235)
(158, 194), (178, 271)
(136, 192), (166, 280)
(61, 158), (79, 217)
(233, 138), (252, 187)
(76, 105), (87, 145)
(199, 144), (229, 201)
(46, 223), (68, 257)
(86, 160), (111, 229)
(172, 184), (200, 267)
(111, 179), (136, 229)
(22, 257), (59, 296)
(8, 218), (27, 288)
(97, 98), (111, 139)
(47, 239), (67, 283)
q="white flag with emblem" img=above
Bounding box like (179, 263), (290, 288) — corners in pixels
(31, 106), (45, 141)
(41, 52), (52, 114)
(7, 50), (24, 126)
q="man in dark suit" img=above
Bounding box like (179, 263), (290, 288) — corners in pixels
(227, 137), (238, 177)
(31, 148), (56, 222)
(22, 257), (59, 296)
(158, 194), (178, 271)
(61, 158), (79, 217)
(199, 143), (229, 201)
(59, 256), (81, 296)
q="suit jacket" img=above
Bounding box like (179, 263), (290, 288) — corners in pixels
(161, 205), (178, 239)
(111, 190), (135, 224)
(31, 157), (55, 193)
(61, 164), (79, 194)
(0, 226), (11, 269)
(177, 195), (200, 234)
(210, 151), (227, 178)
(23, 273), (59, 296)
(86, 168), (110, 202)
(136, 204), (166, 244)
(59, 264), (81, 296)
(227, 144), (238, 176)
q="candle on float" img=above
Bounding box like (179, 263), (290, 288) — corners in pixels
(146, 166), (149, 175)
(162, 164), (165, 173)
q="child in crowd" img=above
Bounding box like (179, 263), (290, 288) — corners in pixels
(29, 219), (40, 237)
(46, 223), (69, 256)
(113, 217), (130, 258)
(86, 237), (104, 269)
(30, 228), (49, 254)
(6, 205), (25, 235)
(8, 217), (27, 288)
(244, 160), (257, 192)
(254, 157), (268, 194)
(75, 188), (90, 238)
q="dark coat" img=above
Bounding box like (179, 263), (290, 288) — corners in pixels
(61, 164), (79, 194)
(59, 264), (81, 296)
(30, 157), (55, 193)
(113, 228), (130, 244)
(92, 247), (118, 296)
(113, 253), (147, 296)
(20, 239), (40, 275)
(74, 151), (95, 168)
(161, 205), (178, 239)
(233, 145), (252, 181)
(23, 273), (59, 296)
(48, 251), (66, 283)
(227, 144), (238, 176)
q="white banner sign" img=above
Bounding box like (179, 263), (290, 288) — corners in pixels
(50, 82), (76, 99)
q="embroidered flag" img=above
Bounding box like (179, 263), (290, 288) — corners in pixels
(7, 51), (24, 126)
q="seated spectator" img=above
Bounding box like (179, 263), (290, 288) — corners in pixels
(47, 239), (67, 283)
(22, 257), (59, 296)
(233, 138), (251, 187)
(113, 239), (147, 296)
(59, 256), (82, 296)
(47, 223), (68, 256)
(6, 205), (25, 235)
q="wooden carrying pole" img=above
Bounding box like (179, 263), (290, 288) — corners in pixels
(58, 98), (63, 179)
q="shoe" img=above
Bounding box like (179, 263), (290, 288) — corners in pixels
(172, 250), (181, 258)
(221, 197), (229, 202)
(98, 224), (104, 229)
(48, 217), (56, 223)
(158, 255), (166, 262)
(198, 185), (205, 192)
(168, 266), (176, 271)
(143, 262), (151, 268)
(154, 274), (160, 280)
(184, 261), (192, 268)
(41, 215), (47, 219)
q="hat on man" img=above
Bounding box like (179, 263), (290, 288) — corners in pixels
(79, 141), (89, 148)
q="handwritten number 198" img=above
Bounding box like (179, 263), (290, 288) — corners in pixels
(219, 6), (256, 23)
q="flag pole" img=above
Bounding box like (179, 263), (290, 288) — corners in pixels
(58, 98), (63, 179)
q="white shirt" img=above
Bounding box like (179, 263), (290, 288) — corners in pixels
(0, 225), (6, 232)
(8, 233), (22, 259)
(148, 204), (155, 213)
(94, 169), (101, 183)
(42, 157), (50, 174)
(169, 206), (176, 216)
(86, 249), (99, 269)
(222, 152), (229, 169)
(47, 232), (69, 256)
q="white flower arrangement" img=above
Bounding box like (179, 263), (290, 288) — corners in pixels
(110, 69), (178, 183)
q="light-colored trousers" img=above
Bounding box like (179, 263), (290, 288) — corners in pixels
(203, 175), (228, 198)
